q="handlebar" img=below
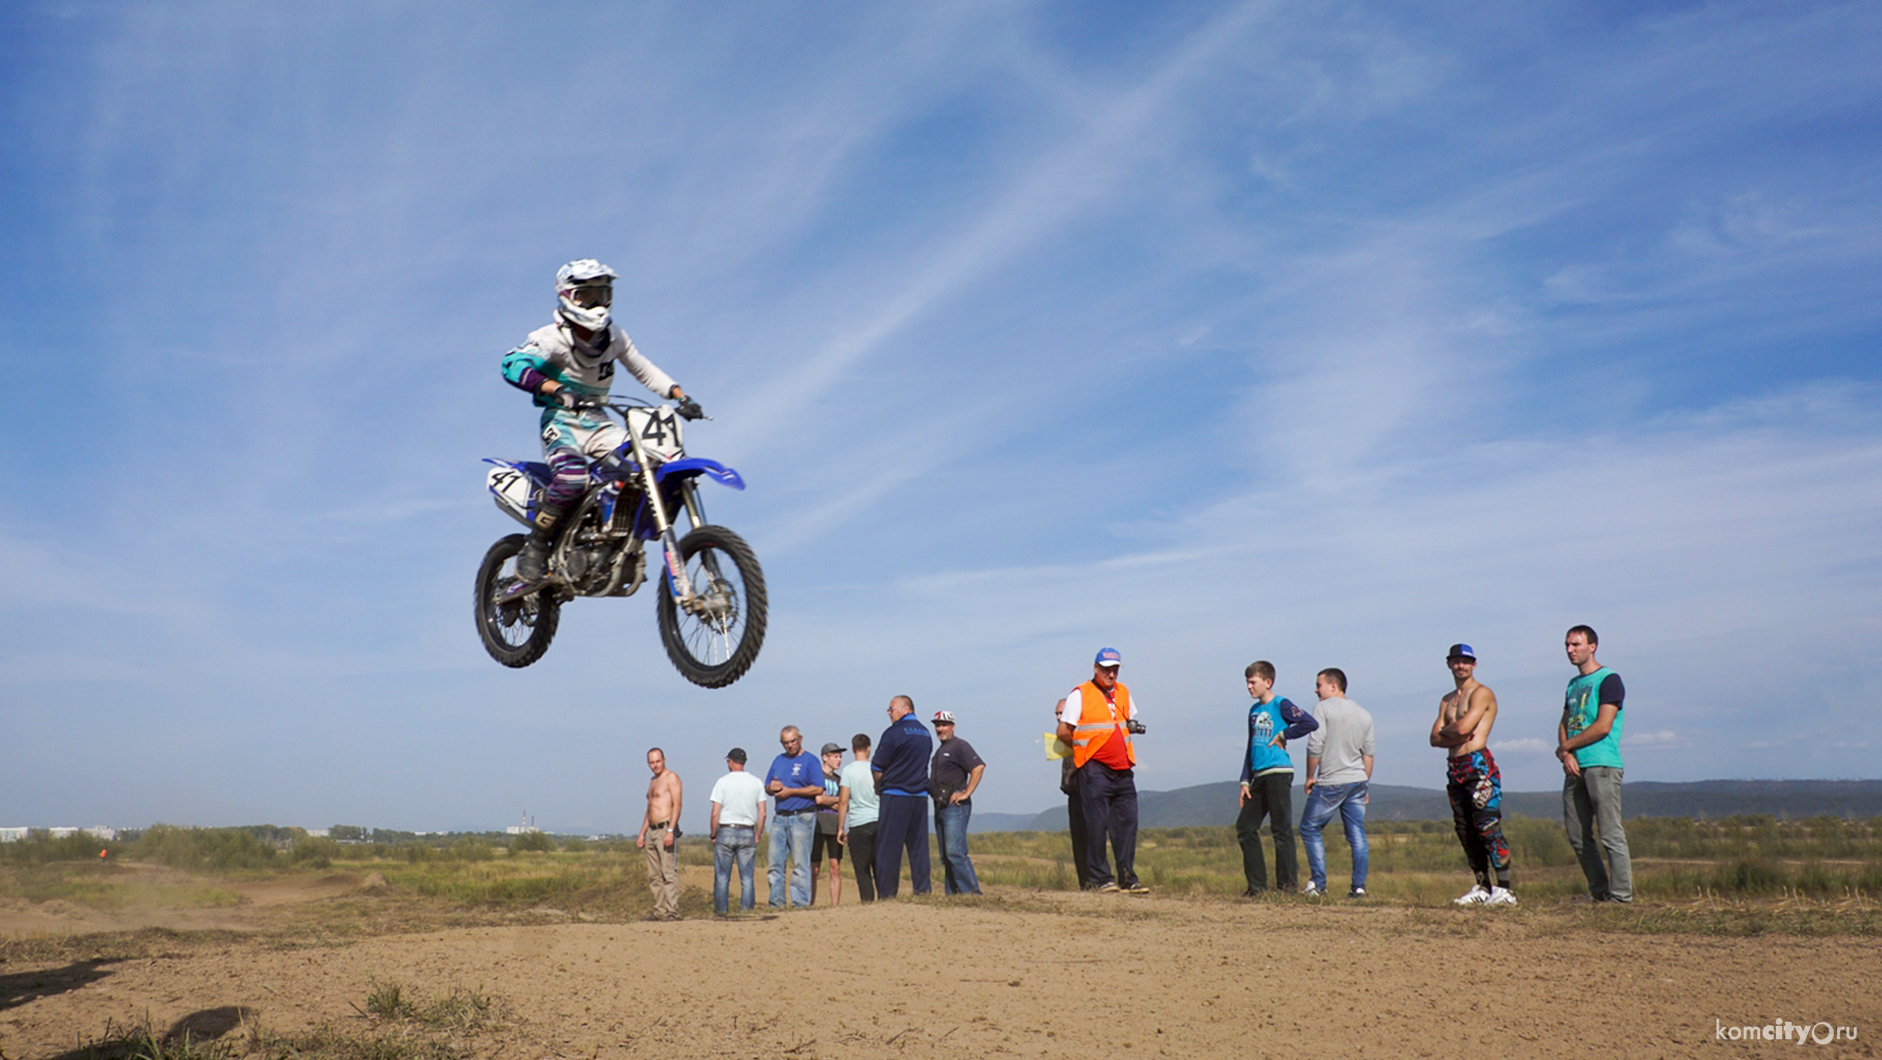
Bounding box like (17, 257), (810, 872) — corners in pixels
(560, 393), (710, 420)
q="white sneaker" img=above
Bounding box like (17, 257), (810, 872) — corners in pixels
(1485, 887), (1517, 907)
(1453, 885), (1491, 906)
(1301, 883), (1324, 897)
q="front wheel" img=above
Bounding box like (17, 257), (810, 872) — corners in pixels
(475, 534), (560, 668)
(656, 524), (767, 688)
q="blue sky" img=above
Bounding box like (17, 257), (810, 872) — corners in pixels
(3, 0), (1878, 836)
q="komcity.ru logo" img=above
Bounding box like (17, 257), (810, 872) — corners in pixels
(1716, 1020), (1858, 1045)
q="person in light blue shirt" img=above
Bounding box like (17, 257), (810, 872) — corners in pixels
(837, 733), (881, 902)
(1236, 661), (1318, 895)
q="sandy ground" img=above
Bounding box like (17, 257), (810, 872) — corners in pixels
(2, 866), (1878, 1060)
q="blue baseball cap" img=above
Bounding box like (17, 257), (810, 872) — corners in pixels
(1447, 643), (1477, 661)
(1094, 647), (1122, 668)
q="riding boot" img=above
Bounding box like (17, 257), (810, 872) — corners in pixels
(516, 502), (566, 583)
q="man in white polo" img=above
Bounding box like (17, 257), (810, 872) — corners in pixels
(709, 748), (767, 916)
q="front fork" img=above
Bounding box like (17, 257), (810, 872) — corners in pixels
(624, 432), (706, 613)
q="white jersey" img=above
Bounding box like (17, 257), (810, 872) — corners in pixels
(516, 321), (676, 400)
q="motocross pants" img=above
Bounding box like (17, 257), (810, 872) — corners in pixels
(539, 408), (628, 507)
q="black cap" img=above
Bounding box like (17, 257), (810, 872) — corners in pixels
(726, 747), (747, 764)
(1447, 643), (1477, 661)
(821, 742), (843, 755)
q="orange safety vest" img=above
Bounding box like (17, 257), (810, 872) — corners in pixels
(1071, 681), (1135, 769)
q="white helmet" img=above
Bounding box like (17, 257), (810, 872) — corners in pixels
(555, 259), (617, 332)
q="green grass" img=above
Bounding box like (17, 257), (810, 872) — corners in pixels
(6, 817), (1875, 939)
(964, 817), (1882, 905)
(357, 980), (495, 1030)
(0, 861), (243, 910)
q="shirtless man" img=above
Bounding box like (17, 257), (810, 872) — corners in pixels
(636, 748), (685, 921)
(1429, 644), (1514, 906)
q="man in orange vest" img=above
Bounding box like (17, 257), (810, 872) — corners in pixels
(1055, 647), (1149, 894)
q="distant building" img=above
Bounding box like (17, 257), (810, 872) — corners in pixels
(7, 826), (117, 841)
(305, 828), (331, 838)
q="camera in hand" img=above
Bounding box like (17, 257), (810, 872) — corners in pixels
(1126, 719), (1147, 735)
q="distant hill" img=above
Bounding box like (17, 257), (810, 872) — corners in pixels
(969, 779), (1882, 832)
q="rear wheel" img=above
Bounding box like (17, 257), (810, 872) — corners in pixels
(656, 524), (766, 688)
(475, 534), (560, 668)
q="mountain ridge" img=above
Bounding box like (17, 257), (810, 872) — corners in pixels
(968, 778), (1882, 832)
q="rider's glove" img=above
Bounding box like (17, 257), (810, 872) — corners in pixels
(545, 387), (585, 410)
(675, 396), (705, 421)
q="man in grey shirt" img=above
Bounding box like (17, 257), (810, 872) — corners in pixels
(1300, 668), (1375, 897)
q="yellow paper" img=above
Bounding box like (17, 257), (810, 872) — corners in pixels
(1043, 733), (1072, 760)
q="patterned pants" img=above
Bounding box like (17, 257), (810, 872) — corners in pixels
(538, 409), (627, 506)
(1447, 749), (1511, 886)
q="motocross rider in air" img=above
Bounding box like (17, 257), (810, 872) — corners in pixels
(500, 259), (702, 583)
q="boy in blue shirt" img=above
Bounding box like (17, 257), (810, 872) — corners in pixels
(1236, 661), (1319, 894)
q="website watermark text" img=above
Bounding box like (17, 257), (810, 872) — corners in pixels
(1716, 1019), (1858, 1045)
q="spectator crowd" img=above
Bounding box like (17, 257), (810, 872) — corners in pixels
(635, 627), (1633, 916)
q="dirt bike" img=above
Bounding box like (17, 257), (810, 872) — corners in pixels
(475, 396), (766, 687)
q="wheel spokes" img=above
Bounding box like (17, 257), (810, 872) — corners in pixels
(486, 555), (539, 648)
(676, 545), (743, 663)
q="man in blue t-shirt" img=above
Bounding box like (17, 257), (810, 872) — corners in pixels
(764, 725), (824, 909)
(871, 695), (934, 898)
(1236, 661), (1318, 894)
(1556, 624), (1632, 903)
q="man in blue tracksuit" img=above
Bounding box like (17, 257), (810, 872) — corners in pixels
(871, 695), (933, 898)
(1237, 660), (1319, 894)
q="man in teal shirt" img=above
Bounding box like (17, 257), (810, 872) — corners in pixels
(1556, 624), (1632, 902)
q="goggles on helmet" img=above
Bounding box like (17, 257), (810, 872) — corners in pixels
(563, 283), (612, 309)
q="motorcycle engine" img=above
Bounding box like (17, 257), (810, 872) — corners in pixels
(565, 540), (620, 594)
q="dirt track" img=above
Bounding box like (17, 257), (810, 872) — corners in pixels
(3, 876), (1878, 1059)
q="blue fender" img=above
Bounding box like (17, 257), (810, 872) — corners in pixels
(654, 457), (746, 490)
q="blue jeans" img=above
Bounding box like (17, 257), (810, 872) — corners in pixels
(767, 812), (815, 908)
(713, 825), (757, 914)
(934, 800), (981, 895)
(1299, 780), (1368, 892)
